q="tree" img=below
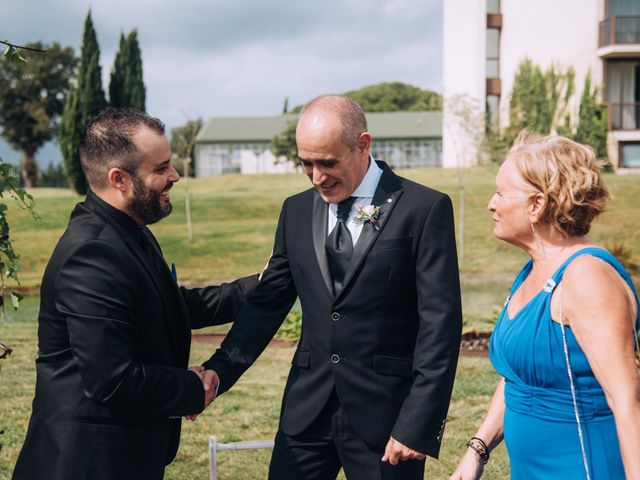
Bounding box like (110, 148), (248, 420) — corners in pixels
(290, 82), (442, 113)
(170, 118), (202, 243)
(343, 82), (442, 112)
(272, 120), (298, 165)
(170, 118), (202, 177)
(60, 10), (107, 194)
(108, 33), (127, 108)
(0, 42), (76, 187)
(0, 41), (39, 315)
(109, 30), (145, 110)
(507, 58), (575, 141)
(575, 72), (608, 162)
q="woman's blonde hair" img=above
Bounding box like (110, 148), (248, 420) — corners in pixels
(508, 130), (612, 237)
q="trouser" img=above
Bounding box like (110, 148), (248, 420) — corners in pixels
(268, 391), (426, 480)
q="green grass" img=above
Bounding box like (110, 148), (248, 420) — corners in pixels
(0, 321), (509, 480)
(0, 166), (638, 477)
(10, 169), (640, 281)
(5, 167), (639, 328)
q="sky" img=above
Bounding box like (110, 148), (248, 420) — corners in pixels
(1, 0), (443, 165)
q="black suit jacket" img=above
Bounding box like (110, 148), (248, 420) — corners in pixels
(13, 192), (257, 480)
(205, 163), (462, 458)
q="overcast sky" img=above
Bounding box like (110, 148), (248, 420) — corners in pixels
(1, 0), (442, 165)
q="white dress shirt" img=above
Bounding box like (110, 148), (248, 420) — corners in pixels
(327, 157), (383, 245)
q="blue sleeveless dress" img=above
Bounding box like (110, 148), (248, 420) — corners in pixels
(489, 247), (640, 479)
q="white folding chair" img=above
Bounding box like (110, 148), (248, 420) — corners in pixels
(208, 436), (275, 480)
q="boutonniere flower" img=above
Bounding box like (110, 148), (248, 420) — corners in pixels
(353, 204), (381, 230)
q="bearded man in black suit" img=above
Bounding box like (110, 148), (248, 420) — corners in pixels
(13, 108), (257, 480)
(204, 95), (462, 480)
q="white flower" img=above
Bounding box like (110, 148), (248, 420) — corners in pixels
(353, 204), (381, 230)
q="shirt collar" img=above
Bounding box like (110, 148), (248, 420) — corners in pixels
(86, 189), (145, 241)
(351, 155), (383, 199)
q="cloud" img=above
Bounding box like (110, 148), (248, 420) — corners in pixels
(1, 0), (442, 162)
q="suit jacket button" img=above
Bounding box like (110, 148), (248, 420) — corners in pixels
(331, 312), (340, 321)
(330, 354), (340, 364)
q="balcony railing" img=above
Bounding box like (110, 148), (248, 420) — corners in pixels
(600, 16), (640, 47)
(608, 102), (640, 130)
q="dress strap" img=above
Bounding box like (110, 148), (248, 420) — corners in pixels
(550, 247), (617, 284)
(549, 246), (639, 328)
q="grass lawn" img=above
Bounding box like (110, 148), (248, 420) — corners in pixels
(0, 166), (638, 478)
(0, 321), (510, 480)
(4, 167), (639, 329)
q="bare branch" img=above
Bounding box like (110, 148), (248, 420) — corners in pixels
(1, 40), (47, 53)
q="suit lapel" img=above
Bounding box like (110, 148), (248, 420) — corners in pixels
(139, 229), (191, 364)
(335, 163), (404, 299)
(85, 196), (189, 364)
(312, 191), (335, 297)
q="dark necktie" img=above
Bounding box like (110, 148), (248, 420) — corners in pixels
(325, 196), (357, 294)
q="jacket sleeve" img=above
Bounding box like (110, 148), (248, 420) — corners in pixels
(182, 274), (259, 329)
(55, 240), (204, 417)
(202, 200), (297, 393)
(390, 193), (463, 458)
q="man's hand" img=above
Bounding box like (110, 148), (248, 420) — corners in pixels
(185, 367), (219, 421)
(201, 369), (219, 408)
(381, 436), (426, 465)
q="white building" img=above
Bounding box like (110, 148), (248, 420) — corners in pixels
(194, 112), (442, 176)
(443, 0), (640, 169)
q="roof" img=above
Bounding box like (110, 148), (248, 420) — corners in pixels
(196, 111), (442, 143)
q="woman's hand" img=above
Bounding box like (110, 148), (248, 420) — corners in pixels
(449, 449), (485, 480)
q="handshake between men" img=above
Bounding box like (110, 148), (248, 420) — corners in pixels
(186, 366), (219, 420)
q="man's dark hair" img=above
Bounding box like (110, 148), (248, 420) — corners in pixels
(79, 107), (165, 189)
(299, 95), (368, 150)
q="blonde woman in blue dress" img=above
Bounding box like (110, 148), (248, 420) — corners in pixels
(450, 132), (640, 479)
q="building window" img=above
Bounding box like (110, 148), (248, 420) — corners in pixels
(486, 95), (500, 128)
(608, 0), (640, 16)
(606, 59), (640, 130)
(370, 139), (442, 168)
(486, 28), (500, 78)
(620, 142), (640, 168)
(487, 0), (500, 14)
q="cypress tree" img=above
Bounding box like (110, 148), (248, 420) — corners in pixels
(507, 58), (574, 142)
(575, 72), (609, 161)
(124, 30), (145, 111)
(109, 33), (127, 108)
(109, 30), (146, 111)
(60, 10), (107, 194)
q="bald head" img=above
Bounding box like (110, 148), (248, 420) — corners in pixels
(298, 95), (368, 150)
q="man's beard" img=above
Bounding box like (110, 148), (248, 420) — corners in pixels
(127, 173), (173, 225)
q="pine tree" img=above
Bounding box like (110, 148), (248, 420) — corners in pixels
(60, 10), (107, 194)
(575, 72), (608, 161)
(109, 30), (145, 111)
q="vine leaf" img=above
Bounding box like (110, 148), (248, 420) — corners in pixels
(10, 292), (22, 310)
